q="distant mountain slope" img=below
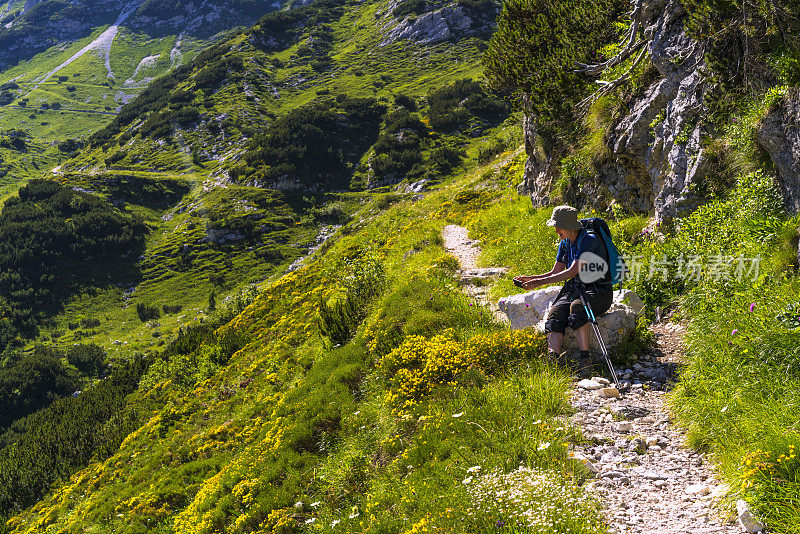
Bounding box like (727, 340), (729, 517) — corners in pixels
(0, 0), (278, 191)
(40, 0), (505, 350)
(59, 0), (500, 180)
(0, 0), (274, 69)
(0, 0), (507, 364)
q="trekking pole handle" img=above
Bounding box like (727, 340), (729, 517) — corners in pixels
(577, 285), (597, 323)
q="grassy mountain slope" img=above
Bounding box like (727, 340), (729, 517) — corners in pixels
(4, 0), (800, 532)
(0, 0), (277, 185)
(4, 130), (613, 534)
(25, 0), (504, 360)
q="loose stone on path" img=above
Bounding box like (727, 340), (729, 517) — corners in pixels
(568, 322), (741, 534)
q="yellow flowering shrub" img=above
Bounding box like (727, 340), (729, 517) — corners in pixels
(261, 507), (298, 534)
(403, 514), (432, 533)
(464, 328), (546, 370)
(216, 264), (333, 352)
(379, 328), (547, 409)
(380, 331), (464, 403)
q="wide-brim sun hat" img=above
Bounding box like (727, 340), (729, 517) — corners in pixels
(546, 205), (582, 231)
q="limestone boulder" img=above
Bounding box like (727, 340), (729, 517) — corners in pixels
(498, 287), (642, 352)
(615, 289), (645, 317)
(497, 285), (562, 331)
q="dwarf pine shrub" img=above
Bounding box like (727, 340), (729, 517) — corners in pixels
(319, 251), (386, 344)
(136, 303), (161, 321)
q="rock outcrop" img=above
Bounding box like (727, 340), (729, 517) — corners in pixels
(756, 88), (800, 214)
(381, 1), (498, 46)
(520, 0), (709, 222)
(498, 287), (643, 352)
(383, 5), (472, 45)
(518, 107), (558, 203)
(606, 0), (707, 222)
(384, 5), (472, 45)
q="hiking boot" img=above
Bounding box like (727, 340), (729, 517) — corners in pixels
(577, 351), (601, 378)
(558, 351), (583, 376)
(579, 360), (602, 379)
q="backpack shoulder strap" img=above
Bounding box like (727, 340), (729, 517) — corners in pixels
(575, 227), (594, 251)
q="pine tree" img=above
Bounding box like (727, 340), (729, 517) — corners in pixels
(483, 0), (625, 149)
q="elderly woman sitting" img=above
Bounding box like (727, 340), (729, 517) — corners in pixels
(514, 205), (612, 370)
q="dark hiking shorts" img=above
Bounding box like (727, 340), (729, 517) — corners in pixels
(545, 287), (613, 334)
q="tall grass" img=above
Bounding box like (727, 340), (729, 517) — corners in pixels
(468, 198), (557, 299)
(310, 364), (606, 533)
(670, 277), (800, 532)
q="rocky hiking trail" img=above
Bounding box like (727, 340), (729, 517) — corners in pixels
(442, 224), (508, 321)
(442, 225), (752, 534)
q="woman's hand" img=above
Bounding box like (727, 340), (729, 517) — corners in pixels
(513, 276), (533, 287)
(522, 279), (541, 290)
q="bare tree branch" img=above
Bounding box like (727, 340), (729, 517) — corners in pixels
(577, 44), (649, 112)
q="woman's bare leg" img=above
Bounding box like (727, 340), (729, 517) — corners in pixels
(548, 332), (564, 355)
(575, 324), (591, 352)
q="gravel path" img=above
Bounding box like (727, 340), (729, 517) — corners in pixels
(571, 322), (739, 534)
(442, 224), (507, 321)
(442, 224), (480, 270)
(441, 224), (742, 533)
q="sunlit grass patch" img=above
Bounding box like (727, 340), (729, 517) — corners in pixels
(310, 363), (598, 533)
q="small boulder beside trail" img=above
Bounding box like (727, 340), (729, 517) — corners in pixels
(497, 287), (644, 352)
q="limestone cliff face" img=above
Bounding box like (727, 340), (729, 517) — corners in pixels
(756, 89), (800, 215)
(521, 0), (709, 222)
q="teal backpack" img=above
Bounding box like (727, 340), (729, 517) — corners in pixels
(576, 217), (626, 285)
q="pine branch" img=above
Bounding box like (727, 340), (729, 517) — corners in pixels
(577, 44), (649, 113)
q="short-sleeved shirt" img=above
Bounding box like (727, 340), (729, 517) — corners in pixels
(556, 228), (612, 289)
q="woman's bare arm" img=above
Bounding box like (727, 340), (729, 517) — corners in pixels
(521, 259), (578, 289)
(514, 261), (565, 284)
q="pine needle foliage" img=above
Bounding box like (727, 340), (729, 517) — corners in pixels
(483, 0), (625, 149)
(682, 0), (800, 93)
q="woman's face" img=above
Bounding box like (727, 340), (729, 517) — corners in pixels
(555, 227), (568, 240)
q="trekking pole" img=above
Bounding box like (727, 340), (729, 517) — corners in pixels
(577, 287), (619, 387)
